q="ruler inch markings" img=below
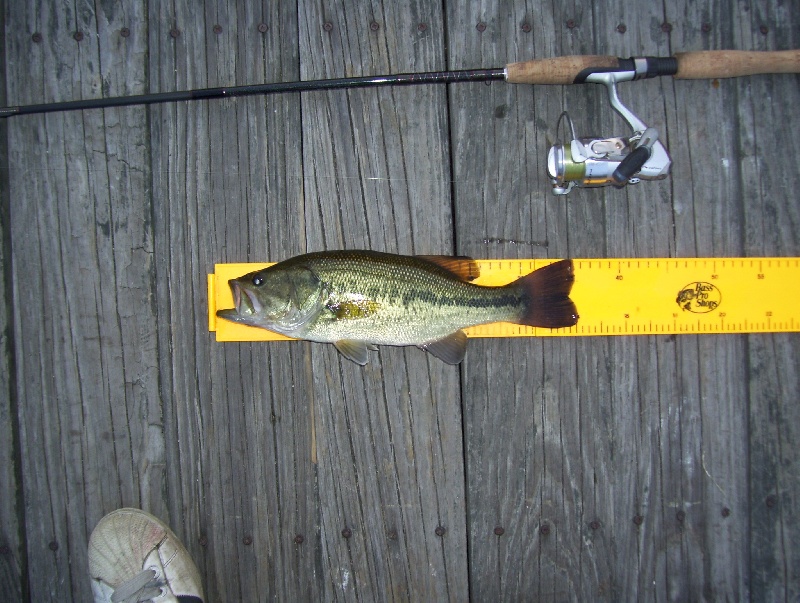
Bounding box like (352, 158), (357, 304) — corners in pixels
(208, 257), (800, 341)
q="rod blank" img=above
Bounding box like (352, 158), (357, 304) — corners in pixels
(0, 69), (506, 118)
(1, 50), (797, 118)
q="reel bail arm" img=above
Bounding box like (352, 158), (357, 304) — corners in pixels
(546, 67), (671, 195)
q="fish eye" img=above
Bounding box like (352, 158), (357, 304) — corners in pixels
(252, 275), (264, 286)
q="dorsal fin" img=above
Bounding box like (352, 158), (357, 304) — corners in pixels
(416, 255), (480, 281)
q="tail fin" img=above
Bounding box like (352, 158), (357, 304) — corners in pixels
(513, 259), (579, 328)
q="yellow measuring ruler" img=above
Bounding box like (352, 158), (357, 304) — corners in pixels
(208, 257), (800, 341)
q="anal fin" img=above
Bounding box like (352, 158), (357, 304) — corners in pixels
(334, 340), (371, 365)
(419, 330), (468, 364)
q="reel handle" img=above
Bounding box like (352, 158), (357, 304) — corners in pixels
(612, 146), (651, 187)
(674, 50), (800, 79)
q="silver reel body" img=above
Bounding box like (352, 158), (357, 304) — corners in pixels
(547, 70), (671, 195)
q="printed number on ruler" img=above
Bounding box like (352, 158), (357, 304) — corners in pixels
(209, 258), (800, 341)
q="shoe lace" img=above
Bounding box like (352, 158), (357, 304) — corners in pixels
(110, 568), (165, 603)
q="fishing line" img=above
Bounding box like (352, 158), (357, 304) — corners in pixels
(4, 51), (798, 194)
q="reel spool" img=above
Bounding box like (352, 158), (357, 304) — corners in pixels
(547, 70), (672, 195)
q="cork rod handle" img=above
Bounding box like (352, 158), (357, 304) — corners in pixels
(505, 56), (620, 84)
(505, 50), (800, 84)
(674, 50), (800, 79)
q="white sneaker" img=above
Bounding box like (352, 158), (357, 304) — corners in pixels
(88, 508), (204, 603)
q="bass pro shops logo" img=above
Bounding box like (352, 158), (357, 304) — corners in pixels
(676, 282), (722, 313)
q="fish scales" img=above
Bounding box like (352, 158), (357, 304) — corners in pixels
(216, 250), (578, 365)
(303, 253), (523, 345)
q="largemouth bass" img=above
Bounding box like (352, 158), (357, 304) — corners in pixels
(216, 250), (578, 365)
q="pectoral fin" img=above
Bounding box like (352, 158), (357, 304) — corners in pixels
(334, 340), (371, 365)
(419, 330), (468, 364)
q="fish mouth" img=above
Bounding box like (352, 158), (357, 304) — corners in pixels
(229, 280), (263, 315)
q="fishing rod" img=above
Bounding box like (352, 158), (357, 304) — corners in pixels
(2, 49), (798, 194)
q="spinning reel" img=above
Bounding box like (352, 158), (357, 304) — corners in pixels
(547, 69), (672, 195)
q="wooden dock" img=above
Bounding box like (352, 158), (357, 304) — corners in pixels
(1, 1), (798, 600)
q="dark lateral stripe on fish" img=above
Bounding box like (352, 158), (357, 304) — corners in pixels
(216, 251), (580, 365)
(397, 290), (519, 309)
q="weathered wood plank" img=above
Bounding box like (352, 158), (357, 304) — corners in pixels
(668, 1), (800, 599)
(298, 2), (468, 600)
(5, 0), (159, 600)
(656, 4), (751, 599)
(563, 5), (689, 601)
(148, 2), (323, 601)
(594, 6), (734, 601)
(0, 0), (25, 597)
(445, 2), (620, 600)
(732, 2), (800, 599)
(450, 0), (800, 601)
(2, 0), (798, 601)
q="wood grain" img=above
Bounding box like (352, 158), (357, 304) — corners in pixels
(5, 1), (160, 600)
(732, 4), (800, 599)
(147, 1), (321, 600)
(0, 1), (24, 597)
(298, 1), (468, 599)
(1, 0), (798, 600)
(445, 2), (585, 599)
(449, 0), (799, 600)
